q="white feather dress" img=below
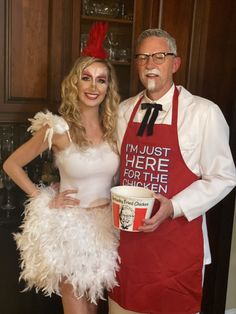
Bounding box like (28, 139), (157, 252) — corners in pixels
(14, 111), (120, 304)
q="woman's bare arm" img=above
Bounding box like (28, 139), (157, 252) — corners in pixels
(3, 126), (80, 208)
(3, 126), (50, 197)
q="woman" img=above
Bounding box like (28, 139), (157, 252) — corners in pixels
(3, 28), (121, 312)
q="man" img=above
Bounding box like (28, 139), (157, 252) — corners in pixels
(108, 28), (236, 314)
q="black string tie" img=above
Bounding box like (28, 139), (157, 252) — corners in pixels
(137, 103), (163, 136)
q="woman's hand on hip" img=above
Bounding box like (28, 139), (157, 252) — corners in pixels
(49, 189), (80, 209)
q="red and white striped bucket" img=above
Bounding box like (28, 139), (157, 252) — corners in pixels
(111, 186), (155, 232)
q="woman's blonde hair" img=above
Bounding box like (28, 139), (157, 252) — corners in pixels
(59, 56), (120, 152)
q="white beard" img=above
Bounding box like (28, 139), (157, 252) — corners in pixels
(147, 79), (156, 91)
(144, 69), (161, 92)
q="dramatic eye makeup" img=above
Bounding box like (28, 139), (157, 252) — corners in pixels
(81, 69), (108, 84)
(97, 76), (108, 84)
(81, 70), (91, 81)
(81, 75), (90, 81)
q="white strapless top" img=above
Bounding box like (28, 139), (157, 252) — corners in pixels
(55, 142), (119, 207)
(28, 111), (120, 208)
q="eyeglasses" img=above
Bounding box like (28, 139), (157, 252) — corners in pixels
(135, 52), (176, 65)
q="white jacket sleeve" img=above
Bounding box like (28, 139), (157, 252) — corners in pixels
(172, 103), (236, 221)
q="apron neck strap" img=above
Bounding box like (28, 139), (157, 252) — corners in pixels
(171, 86), (179, 127)
(131, 86), (179, 126)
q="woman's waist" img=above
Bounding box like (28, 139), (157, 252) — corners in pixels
(80, 198), (111, 210)
(60, 182), (111, 202)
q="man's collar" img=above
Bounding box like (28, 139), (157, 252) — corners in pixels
(142, 84), (175, 111)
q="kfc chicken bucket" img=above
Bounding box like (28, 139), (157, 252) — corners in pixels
(110, 186), (155, 232)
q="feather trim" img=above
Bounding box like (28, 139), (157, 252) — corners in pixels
(81, 22), (108, 59)
(14, 186), (120, 304)
(27, 111), (72, 149)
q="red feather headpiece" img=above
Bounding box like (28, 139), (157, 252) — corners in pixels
(81, 22), (108, 59)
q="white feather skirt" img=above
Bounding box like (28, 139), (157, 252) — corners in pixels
(14, 187), (120, 304)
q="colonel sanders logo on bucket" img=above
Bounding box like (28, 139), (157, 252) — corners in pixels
(119, 205), (135, 230)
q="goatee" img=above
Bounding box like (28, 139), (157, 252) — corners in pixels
(147, 79), (156, 91)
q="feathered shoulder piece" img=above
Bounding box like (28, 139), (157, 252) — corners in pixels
(27, 110), (72, 149)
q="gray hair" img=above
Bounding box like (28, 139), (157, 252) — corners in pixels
(136, 29), (177, 55)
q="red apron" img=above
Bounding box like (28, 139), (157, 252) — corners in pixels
(110, 87), (203, 314)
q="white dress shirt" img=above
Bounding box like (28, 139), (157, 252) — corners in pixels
(117, 84), (236, 264)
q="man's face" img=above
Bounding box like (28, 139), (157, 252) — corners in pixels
(136, 36), (181, 100)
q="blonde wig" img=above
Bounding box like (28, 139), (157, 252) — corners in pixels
(59, 56), (120, 151)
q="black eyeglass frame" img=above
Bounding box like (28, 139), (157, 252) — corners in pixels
(135, 52), (176, 65)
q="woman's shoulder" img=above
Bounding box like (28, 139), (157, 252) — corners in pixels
(28, 110), (69, 134)
(28, 110), (71, 149)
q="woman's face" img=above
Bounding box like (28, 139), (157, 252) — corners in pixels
(78, 61), (109, 110)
